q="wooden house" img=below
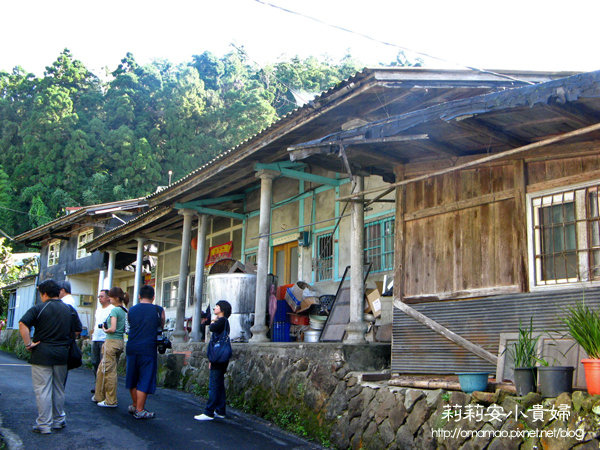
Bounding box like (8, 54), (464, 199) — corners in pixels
(289, 70), (600, 385)
(84, 68), (566, 344)
(14, 198), (147, 332)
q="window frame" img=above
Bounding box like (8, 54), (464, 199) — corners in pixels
(48, 240), (61, 266)
(76, 229), (94, 259)
(161, 277), (179, 308)
(527, 180), (600, 289)
(315, 232), (334, 281)
(364, 216), (395, 273)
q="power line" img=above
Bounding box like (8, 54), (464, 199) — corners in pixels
(0, 204), (54, 221)
(251, 0), (535, 85)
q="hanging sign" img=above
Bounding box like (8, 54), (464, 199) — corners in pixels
(205, 241), (233, 267)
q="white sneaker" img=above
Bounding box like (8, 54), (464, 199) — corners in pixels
(194, 414), (214, 421)
(97, 401), (117, 408)
(214, 413), (226, 419)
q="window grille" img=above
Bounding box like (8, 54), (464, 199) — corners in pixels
(364, 217), (395, 272)
(316, 233), (334, 281)
(76, 230), (94, 259)
(531, 183), (600, 285)
(48, 240), (60, 266)
(162, 279), (179, 308)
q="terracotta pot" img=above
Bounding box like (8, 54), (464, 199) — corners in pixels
(581, 359), (600, 395)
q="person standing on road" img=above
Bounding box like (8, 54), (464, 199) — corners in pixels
(19, 279), (82, 434)
(90, 289), (114, 394)
(92, 287), (128, 408)
(58, 281), (76, 308)
(194, 300), (232, 421)
(125, 285), (165, 419)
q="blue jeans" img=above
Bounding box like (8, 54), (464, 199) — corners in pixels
(205, 368), (226, 416)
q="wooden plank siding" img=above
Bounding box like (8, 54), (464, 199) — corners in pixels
(400, 165), (519, 300)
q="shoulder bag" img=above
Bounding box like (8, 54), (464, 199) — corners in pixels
(207, 321), (232, 364)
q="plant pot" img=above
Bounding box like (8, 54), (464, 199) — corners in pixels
(537, 366), (574, 398)
(456, 372), (489, 393)
(581, 359), (600, 395)
(513, 367), (537, 396)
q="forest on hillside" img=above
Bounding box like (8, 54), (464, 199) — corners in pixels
(0, 49), (364, 241)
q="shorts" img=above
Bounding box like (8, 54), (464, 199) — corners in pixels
(125, 354), (158, 394)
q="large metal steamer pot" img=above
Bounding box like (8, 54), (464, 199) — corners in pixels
(206, 273), (256, 342)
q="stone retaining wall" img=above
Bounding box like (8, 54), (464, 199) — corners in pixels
(3, 329), (600, 448)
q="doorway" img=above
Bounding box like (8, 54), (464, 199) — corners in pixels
(273, 241), (299, 285)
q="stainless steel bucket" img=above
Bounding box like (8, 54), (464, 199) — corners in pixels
(206, 273), (256, 341)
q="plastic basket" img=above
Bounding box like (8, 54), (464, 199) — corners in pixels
(272, 322), (291, 342)
(274, 300), (290, 322)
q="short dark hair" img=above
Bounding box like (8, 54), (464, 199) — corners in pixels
(139, 285), (155, 300)
(57, 280), (71, 294)
(216, 300), (232, 318)
(100, 289), (109, 295)
(38, 280), (61, 298)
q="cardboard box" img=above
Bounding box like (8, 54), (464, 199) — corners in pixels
(365, 288), (382, 318)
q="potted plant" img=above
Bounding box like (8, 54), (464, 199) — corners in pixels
(563, 300), (600, 395)
(506, 318), (539, 396)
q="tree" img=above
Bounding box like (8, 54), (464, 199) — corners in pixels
(0, 237), (38, 317)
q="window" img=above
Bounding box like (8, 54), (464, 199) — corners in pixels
(162, 279), (179, 308)
(76, 229), (94, 259)
(530, 183), (600, 286)
(316, 233), (334, 281)
(48, 240), (61, 266)
(7, 292), (16, 328)
(364, 217), (395, 272)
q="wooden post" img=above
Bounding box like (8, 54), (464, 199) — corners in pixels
(393, 166), (406, 312)
(513, 160), (529, 292)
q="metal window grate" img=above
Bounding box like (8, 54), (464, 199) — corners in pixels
(364, 217), (395, 272)
(316, 233), (333, 281)
(532, 184), (600, 285)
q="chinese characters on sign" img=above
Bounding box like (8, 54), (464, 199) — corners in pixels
(205, 241), (233, 267)
(441, 403), (571, 423)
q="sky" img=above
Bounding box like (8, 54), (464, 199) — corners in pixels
(2, 0), (600, 77)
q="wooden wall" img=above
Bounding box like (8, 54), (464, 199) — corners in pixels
(395, 143), (600, 303)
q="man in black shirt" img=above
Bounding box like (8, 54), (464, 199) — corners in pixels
(19, 279), (82, 434)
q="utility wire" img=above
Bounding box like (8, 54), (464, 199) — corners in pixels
(252, 0), (535, 85)
(0, 204), (54, 221)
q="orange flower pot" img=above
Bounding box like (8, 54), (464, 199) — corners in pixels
(581, 359), (600, 395)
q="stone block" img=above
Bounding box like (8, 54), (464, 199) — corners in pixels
(415, 421), (437, 450)
(405, 388), (425, 412)
(520, 391), (542, 410)
(572, 390), (587, 413)
(555, 392), (573, 410)
(325, 381), (348, 421)
(388, 399), (408, 430)
(375, 388), (399, 425)
(309, 364), (337, 397)
(425, 389), (444, 409)
(459, 423), (495, 450)
(405, 398), (432, 435)
(330, 414), (350, 450)
(450, 391), (471, 407)
(471, 390), (498, 405)
(379, 418), (395, 446)
(396, 424), (416, 450)
(573, 439), (600, 449)
(348, 396), (363, 420)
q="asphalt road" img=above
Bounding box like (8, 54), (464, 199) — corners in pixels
(0, 351), (322, 449)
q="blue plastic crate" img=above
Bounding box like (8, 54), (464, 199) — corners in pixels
(272, 322), (291, 342)
(274, 300), (291, 322)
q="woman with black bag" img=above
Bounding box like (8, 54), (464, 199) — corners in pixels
(194, 300), (232, 421)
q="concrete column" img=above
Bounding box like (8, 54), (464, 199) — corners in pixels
(172, 209), (194, 343)
(97, 270), (106, 294)
(133, 238), (146, 306)
(106, 250), (117, 289)
(191, 214), (209, 342)
(250, 169), (278, 343)
(345, 176), (367, 343)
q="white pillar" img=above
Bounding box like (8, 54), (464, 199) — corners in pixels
(250, 169), (278, 343)
(345, 176), (367, 343)
(97, 270), (106, 294)
(191, 214), (209, 342)
(173, 209), (194, 343)
(106, 250), (117, 289)
(133, 238), (146, 306)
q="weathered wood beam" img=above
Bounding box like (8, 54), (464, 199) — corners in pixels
(513, 160), (529, 292)
(183, 194), (246, 207)
(338, 122), (600, 202)
(418, 138), (463, 157)
(393, 297), (499, 365)
(452, 118), (529, 148)
(527, 168), (600, 194)
(404, 189), (515, 221)
(140, 234), (181, 245)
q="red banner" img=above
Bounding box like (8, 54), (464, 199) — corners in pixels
(205, 241), (233, 267)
